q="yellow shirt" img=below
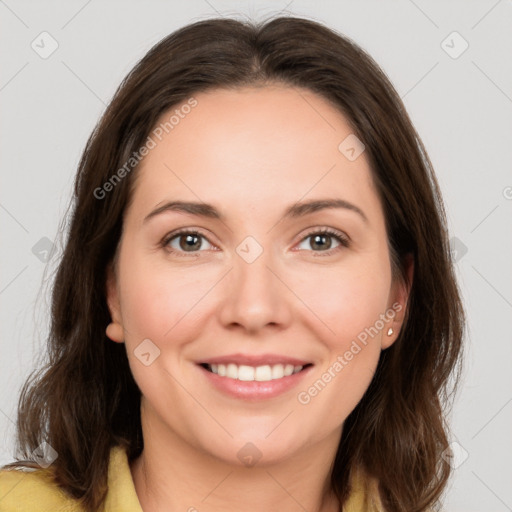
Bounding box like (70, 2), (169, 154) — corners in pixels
(0, 446), (383, 511)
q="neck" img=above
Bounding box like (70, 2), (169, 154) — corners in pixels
(130, 406), (342, 512)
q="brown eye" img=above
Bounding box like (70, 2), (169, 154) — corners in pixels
(163, 230), (214, 254)
(296, 229), (350, 254)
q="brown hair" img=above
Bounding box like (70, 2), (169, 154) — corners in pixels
(4, 15), (465, 512)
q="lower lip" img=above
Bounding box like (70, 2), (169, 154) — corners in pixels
(197, 364), (313, 400)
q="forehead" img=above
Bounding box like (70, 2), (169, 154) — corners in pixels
(131, 85), (381, 225)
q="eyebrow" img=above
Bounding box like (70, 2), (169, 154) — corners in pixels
(143, 198), (368, 224)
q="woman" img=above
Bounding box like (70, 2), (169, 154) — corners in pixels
(0, 15), (464, 512)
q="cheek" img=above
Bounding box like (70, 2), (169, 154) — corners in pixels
(116, 253), (213, 396)
(299, 346), (380, 429)
(117, 249), (219, 346)
(295, 266), (386, 423)
(299, 261), (390, 417)
(291, 257), (391, 346)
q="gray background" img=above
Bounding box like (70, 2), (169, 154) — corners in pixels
(1, 1), (511, 511)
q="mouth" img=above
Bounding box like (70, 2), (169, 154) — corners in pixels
(199, 362), (313, 382)
(196, 356), (314, 400)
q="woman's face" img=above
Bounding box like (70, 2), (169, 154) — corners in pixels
(107, 85), (410, 465)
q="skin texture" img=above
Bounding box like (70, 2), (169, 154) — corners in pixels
(106, 85), (412, 512)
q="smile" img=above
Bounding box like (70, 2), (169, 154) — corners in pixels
(197, 357), (314, 400)
(202, 363), (309, 382)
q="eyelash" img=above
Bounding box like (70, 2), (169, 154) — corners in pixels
(160, 227), (350, 257)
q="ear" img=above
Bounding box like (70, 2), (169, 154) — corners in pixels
(381, 253), (414, 350)
(105, 261), (124, 343)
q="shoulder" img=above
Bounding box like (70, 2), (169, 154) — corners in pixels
(0, 446), (141, 512)
(0, 466), (83, 511)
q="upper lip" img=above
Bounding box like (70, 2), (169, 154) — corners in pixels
(199, 353), (312, 367)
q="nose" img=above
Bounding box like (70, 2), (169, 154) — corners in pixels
(217, 246), (293, 334)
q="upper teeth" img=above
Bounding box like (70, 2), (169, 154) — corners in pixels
(208, 363), (303, 381)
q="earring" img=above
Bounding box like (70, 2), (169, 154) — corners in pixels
(387, 327), (393, 336)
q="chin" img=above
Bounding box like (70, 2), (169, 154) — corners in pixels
(202, 435), (300, 468)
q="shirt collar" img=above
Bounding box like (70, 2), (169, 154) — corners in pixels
(103, 445), (381, 511)
(103, 445), (143, 512)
